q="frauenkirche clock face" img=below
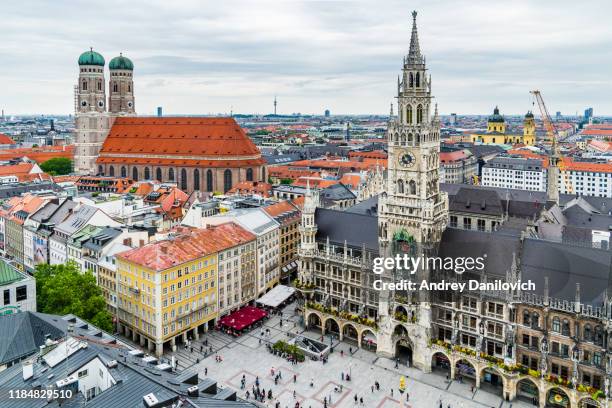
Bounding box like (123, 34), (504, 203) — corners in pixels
(399, 152), (415, 167)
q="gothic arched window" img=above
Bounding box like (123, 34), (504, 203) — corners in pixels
(156, 168), (162, 181)
(180, 169), (187, 191)
(522, 310), (530, 326)
(98, 165), (103, 175)
(416, 105), (423, 124)
(246, 168), (253, 181)
(121, 166), (126, 178)
(206, 169), (213, 191)
(144, 167), (150, 180)
(113, 83), (118, 92)
(262, 167), (266, 182)
(109, 166), (115, 177)
(594, 326), (603, 346)
(194, 169), (200, 191)
(561, 319), (570, 336)
(552, 316), (560, 332)
(584, 324), (592, 341)
(82, 81), (88, 91)
(397, 180), (404, 194)
(168, 168), (174, 181)
(408, 73), (414, 88)
(223, 169), (232, 192)
(415, 72), (420, 87)
(132, 167), (138, 181)
(407, 105), (413, 124)
(409, 180), (416, 195)
(532, 312), (539, 328)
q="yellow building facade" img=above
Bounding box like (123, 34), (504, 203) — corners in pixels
(470, 107), (536, 146)
(116, 222), (255, 356)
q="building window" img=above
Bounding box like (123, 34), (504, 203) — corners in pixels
(449, 216), (457, 228)
(82, 81), (87, 91)
(552, 316), (560, 332)
(397, 179), (404, 194)
(15, 286), (27, 302)
(206, 170), (213, 191)
(121, 166), (126, 178)
(561, 319), (570, 336)
(407, 106), (413, 124)
(246, 168), (253, 182)
(408, 72), (414, 88)
(584, 324), (592, 341)
(416, 104), (423, 124)
(224, 169), (232, 192)
(463, 218), (471, 230)
(98, 165), (103, 176)
(477, 219), (485, 231)
(194, 169), (200, 191)
(109, 166), (115, 177)
(3, 289), (9, 305)
(132, 167), (138, 181)
(156, 168), (162, 181)
(169, 168), (174, 181)
(144, 167), (150, 180)
(409, 180), (416, 195)
(181, 169), (187, 191)
(113, 83), (118, 92)
(415, 72), (420, 87)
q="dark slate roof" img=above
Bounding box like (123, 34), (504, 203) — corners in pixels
(345, 195), (379, 216)
(0, 312), (65, 365)
(0, 182), (64, 199)
(82, 227), (122, 251)
(263, 153), (302, 165)
(448, 187), (503, 217)
(320, 183), (356, 201)
(438, 227), (521, 279)
(315, 208), (378, 251)
(0, 337), (255, 408)
(521, 238), (612, 306)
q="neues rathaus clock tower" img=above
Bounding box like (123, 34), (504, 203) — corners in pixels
(376, 11), (449, 367)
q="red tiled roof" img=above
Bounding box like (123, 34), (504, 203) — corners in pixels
(439, 150), (469, 163)
(0, 146), (73, 163)
(0, 133), (15, 144)
(263, 200), (299, 218)
(227, 181), (272, 197)
(582, 129), (612, 136)
(118, 222), (255, 270)
(562, 158), (612, 173)
(98, 117), (265, 167)
(587, 140), (612, 152)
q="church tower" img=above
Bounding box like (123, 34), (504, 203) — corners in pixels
(376, 11), (448, 368)
(522, 111), (536, 146)
(297, 182), (319, 286)
(108, 53), (136, 115)
(74, 49), (111, 174)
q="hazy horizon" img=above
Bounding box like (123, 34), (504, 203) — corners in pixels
(2, 0), (611, 116)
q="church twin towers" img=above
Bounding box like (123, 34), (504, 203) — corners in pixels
(74, 49), (136, 174)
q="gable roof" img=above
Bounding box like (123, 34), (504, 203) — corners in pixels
(97, 117), (265, 168)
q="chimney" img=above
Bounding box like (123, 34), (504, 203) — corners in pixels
(123, 238), (132, 247)
(161, 245), (168, 254)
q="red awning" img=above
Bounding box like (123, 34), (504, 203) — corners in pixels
(218, 306), (268, 331)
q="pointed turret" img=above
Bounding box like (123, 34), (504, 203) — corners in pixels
(407, 11), (422, 64)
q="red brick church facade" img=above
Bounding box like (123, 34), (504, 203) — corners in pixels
(96, 117), (266, 193)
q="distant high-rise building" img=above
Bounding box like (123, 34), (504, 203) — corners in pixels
(449, 112), (457, 125)
(274, 96), (277, 115)
(555, 111), (561, 120)
(324, 109), (330, 117)
(157, 106), (163, 117)
(585, 107), (594, 121)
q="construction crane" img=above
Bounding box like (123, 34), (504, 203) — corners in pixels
(530, 90), (573, 196)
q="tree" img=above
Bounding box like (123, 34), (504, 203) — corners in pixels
(40, 157), (72, 175)
(34, 262), (113, 332)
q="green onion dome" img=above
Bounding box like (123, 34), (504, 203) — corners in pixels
(78, 49), (105, 66)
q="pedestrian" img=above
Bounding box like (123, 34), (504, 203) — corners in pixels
(359, 397), (363, 405)
(340, 350), (344, 357)
(204, 367), (208, 376)
(354, 394), (358, 403)
(293, 390), (296, 399)
(341, 372), (344, 381)
(391, 389), (393, 397)
(293, 374), (297, 383)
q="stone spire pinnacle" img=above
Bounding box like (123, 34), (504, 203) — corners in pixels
(407, 11), (422, 64)
(390, 102), (394, 117)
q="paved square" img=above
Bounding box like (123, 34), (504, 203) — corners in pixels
(158, 302), (534, 408)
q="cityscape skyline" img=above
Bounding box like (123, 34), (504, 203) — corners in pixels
(2, 0), (612, 116)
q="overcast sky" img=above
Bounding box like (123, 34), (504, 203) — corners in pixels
(2, 0), (611, 116)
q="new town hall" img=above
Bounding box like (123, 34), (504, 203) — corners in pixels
(298, 12), (612, 408)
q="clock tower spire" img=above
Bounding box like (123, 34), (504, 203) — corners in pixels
(376, 11), (448, 368)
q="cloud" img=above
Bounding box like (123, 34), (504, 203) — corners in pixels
(1, 0), (611, 115)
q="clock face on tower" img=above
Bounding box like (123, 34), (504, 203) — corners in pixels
(399, 152), (415, 168)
